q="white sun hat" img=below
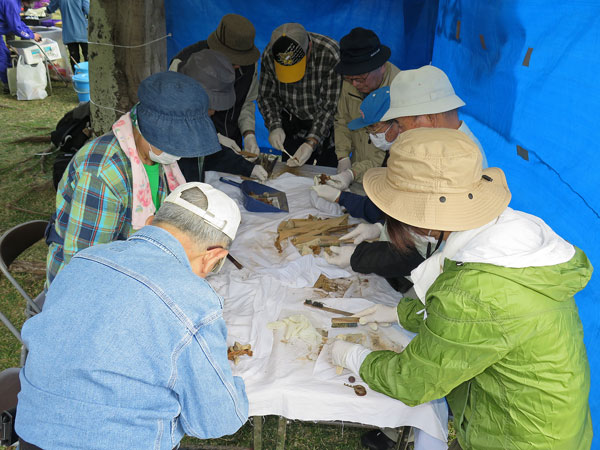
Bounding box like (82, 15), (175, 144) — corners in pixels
(381, 65), (466, 121)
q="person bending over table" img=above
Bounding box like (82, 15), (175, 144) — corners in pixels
(175, 49), (267, 182)
(258, 22), (341, 168)
(332, 128), (592, 450)
(45, 72), (221, 288)
(17, 182), (248, 449)
(315, 66), (487, 294)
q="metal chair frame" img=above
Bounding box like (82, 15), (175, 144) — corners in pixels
(0, 220), (48, 365)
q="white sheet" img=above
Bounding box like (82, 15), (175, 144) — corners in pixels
(205, 171), (448, 442)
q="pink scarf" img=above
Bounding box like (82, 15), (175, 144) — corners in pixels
(112, 112), (186, 230)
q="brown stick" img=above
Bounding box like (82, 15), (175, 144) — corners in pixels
(226, 253), (243, 270)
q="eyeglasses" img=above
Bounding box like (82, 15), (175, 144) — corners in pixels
(365, 122), (393, 134)
(343, 72), (371, 84)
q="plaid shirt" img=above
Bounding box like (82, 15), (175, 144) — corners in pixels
(258, 32), (342, 145)
(46, 133), (169, 286)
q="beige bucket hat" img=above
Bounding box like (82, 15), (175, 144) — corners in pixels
(363, 128), (511, 231)
(380, 65), (465, 121)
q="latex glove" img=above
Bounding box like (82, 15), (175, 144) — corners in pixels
(311, 184), (341, 203)
(243, 133), (260, 156)
(331, 339), (372, 375)
(269, 127), (286, 151)
(286, 142), (313, 167)
(341, 222), (383, 245)
(309, 189), (343, 215)
(325, 169), (354, 190)
(352, 304), (399, 328)
(251, 165), (268, 182)
(337, 157), (352, 174)
(218, 133), (242, 154)
(324, 245), (356, 268)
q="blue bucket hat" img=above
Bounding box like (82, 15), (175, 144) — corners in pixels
(136, 72), (220, 158)
(348, 86), (391, 131)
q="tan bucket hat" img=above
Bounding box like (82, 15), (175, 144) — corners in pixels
(363, 128), (511, 231)
(207, 14), (260, 66)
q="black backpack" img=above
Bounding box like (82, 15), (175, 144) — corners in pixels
(51, 102), (92, 189)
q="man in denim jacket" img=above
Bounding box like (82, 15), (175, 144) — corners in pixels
(16, 182), (248, 449)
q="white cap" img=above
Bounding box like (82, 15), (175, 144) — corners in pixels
(381, 65), (465, 121)
(164, 182), (241, 240)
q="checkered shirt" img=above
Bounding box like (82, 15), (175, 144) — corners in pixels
(258, 32), (342, 145)
(46, 133), (169, 286)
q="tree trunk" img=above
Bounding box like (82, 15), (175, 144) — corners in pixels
(88, 1), (166, 135)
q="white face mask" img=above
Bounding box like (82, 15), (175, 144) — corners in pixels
(148, 147), (180, 165)
(411, 230), (446, 259)
(369, 123), (395, 151)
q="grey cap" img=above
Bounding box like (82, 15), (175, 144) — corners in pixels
(178, 49), (236, 111)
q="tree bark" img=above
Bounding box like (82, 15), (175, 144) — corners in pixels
(88, 1), (166, 135)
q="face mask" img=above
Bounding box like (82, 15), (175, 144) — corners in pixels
(148, 147), (180, 165)
(411, 230), (446, 259)
(369, 124), (395, 151)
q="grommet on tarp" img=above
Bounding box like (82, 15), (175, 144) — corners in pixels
(479, 34), (487, 50)
(522, 48), (534, 67)
(439, 196), (446, 203)
(468, 193), (473, 199)
(456, 20), (461, 41)
(482, 175), (493, 182)
(516, 145), (529, 161)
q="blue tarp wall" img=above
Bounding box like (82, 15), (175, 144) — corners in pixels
(166, 1), (600, 446)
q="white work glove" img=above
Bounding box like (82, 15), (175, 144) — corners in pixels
(217, 133), (242, 154)
(341, 222), (383, 245)
(243, 133), (260, 156)
(352, 304), (399, 328)
(268, 127), (286, 151)
(286, 142), (313, 167)
(309, 189), (343, 215)
(325, 169), (354, 190)
(331, 339), (372, 375)
(251, 165), (268, 181)
(311, 184), (341, 203)
(337, 157), (352, 174)
(324, 245), (356, 268)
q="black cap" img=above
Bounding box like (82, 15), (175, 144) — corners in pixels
(335, 27), (391, 75)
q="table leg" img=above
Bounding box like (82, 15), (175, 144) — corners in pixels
(252, 416), (262, 450)
(395, 426), (411, 450)
(276, 416), (287, 450)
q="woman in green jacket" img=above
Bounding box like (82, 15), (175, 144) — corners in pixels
(332, 127), (593, 450)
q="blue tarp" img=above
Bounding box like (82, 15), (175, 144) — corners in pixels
(165, 1), (599, 446)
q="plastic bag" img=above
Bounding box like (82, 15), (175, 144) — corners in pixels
(16, 56), (48, 101)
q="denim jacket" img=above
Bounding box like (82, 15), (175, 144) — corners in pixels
(17, 225), (248, 449)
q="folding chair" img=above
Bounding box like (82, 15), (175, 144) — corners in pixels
(0, 220), (48, 366)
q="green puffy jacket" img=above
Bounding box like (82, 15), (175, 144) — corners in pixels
(360, 248), (592, 449)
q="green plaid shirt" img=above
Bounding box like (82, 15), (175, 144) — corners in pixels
(46, 132), (169, 286)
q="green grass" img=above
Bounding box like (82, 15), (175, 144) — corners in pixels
(0, 85), (450, 449)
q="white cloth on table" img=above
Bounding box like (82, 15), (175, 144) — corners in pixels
(204, 171), (449, 443)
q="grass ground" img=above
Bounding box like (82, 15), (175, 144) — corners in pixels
(0, 85), (450, 449)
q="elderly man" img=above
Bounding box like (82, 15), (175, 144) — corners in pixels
(17, 182), (248, 449)
(175, 50), (267, 181)
(170, 13), (261, 157)
(330, 27), (400, 189)
(45, 71), (220, 287)
(315, 66), (489, 294)
(258, 22), (341, 167)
